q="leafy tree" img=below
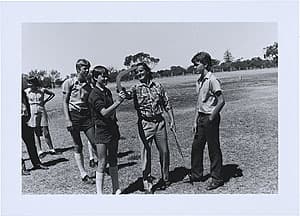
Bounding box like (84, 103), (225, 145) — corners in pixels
(28, 69), (47, 79)
(49, 70), (61, 88)
(264, 42), (278, 65)
(223, 50), (234, 63)
(170, 66), (186, 76)
(124, 52), (160, 69)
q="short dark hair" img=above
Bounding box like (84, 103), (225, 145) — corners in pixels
(91, 65), (109, 80)
(191, 52), (212, 70)
(76, 59), (91, 72)
(135, 62), (153, 80)
(27, 76), (42, 87)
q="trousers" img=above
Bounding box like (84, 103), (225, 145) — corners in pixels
(137, 117), (170, 182)
(22, 120), (41, 166)
(191, 113), (223, 180)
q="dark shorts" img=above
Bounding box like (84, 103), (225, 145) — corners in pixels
(95, 124), (120, 144)
(69, 110), (94, 132)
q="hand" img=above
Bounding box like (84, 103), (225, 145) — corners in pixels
(169, 121), (176, 132)
(117, 91), (127, 103)
(66, 120), (73, 131)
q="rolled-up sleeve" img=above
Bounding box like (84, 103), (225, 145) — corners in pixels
(210, 77), (222, 94)
(62, 79), (71, 94)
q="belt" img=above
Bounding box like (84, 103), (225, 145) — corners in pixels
(199, 112), (211, 116)
(140, 114), (163, 123)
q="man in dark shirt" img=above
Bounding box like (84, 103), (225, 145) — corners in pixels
(88, 65), (126, 194)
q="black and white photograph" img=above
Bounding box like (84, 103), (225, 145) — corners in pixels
(1, 1), (299, 216)
(21, 22), (278, 195)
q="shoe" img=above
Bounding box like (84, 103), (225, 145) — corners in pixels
(22, 169), (31, 175)
(160, 180), (171, 190)
(89, 159), (96, 168)
(114, 189), (122, 195)
(190, 175), (205, 183)
(82, 175), (95, 184)
(143, 179), (153, 194)
(34, 164), (49, 170)
(206, 179), (224, 190)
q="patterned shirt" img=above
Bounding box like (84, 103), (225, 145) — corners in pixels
(131, 81), (172, 118)
(62, 77), (92, 112)
(196, 72), (222, 114)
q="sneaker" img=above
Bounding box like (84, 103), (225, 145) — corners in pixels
(206, 179), (224, 191)
(82, 175), (95, 184)
(143, 179), (153, 194)
(22, 169), (31, 175)
(114, 189), (122, 195)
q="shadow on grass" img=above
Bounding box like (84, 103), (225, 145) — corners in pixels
(122, 166), (194, 194)
(55, 146), (74, 153)
(42, 158), (69, 167)
(221, 164), (243, 182)
(121, 177), (144, 194)
(117, 150), (134, 158)
(103, 162), (138, 175)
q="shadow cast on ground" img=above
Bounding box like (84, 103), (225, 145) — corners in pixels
(117, 150), (134, 158)
(221, 164), (243, 182)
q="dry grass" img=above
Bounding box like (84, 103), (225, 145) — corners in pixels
(22, 68), (278, 194)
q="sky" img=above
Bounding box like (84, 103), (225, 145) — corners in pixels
(22, 22), (277, 78)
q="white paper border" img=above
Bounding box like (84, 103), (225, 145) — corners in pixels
(1, 1), (299, 216)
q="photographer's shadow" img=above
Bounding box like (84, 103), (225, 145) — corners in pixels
(221, 164), (243, 182)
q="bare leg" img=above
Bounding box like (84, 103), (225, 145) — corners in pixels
(95, 143), (107, 194)
(43, 126), (55, 150)
(34, 128), (43, 155)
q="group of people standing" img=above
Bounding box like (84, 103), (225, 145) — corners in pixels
(22, 51), (226, 194)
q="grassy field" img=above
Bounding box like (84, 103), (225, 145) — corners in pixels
(22, 68), (278, 194)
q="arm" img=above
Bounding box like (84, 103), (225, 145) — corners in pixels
(160, 84), (176, 131)
(62, 80), (72, 127)
(209, 92), (225, 121)
(192, 103), (200, 134)
(96, 91), (127, 118)
(43, 89), (55, 105)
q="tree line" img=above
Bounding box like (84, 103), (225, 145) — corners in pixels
(22, 42), (278, 88)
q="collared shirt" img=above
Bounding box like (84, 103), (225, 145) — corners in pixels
(88, 86), (117, 127)
(196, 72), (222, 114)
(62, 77), (92, 112)
(131, 81), (172, 118)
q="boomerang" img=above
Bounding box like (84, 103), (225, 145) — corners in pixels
(116, 66), (137, 93)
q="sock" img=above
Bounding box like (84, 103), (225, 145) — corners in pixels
(96, 171), (105, 194)
(109, 166), (120, 194)
(74, 152), (87, 178)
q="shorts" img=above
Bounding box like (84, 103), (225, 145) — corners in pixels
(95, 124), (120, 144)
(69, 110), (94, 132)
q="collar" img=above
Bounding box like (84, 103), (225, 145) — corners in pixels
(197, 72), (212, 83)
(138, 81), (156, 88)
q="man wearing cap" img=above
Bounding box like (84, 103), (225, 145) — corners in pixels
(190, 52), (225, 190)
(62, 59), (96, 184)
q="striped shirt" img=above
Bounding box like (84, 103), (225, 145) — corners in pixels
(131, 81), (172, 118)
